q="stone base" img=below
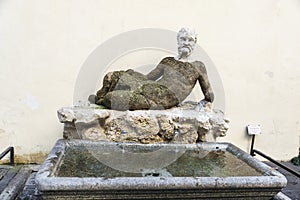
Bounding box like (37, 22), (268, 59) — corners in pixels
(35, 140), (287, 200)
(57, 101), (230, 143)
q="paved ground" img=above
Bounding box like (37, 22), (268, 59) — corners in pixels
(0, 161), (299, 199)
(265, 161), (300, 200)
(0, 165), (33, 200)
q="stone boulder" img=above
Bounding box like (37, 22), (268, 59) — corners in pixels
(57, 101), (230, 144)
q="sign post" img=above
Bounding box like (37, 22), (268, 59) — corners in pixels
(247, 124), (262, 156)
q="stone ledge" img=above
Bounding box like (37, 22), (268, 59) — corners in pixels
(57, 102), (230, 144)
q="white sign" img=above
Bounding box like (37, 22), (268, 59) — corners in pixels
(247, 124), (262, 135)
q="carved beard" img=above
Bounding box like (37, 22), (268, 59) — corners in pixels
(178, 46), (193, 58)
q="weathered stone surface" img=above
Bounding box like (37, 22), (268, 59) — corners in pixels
(57, 102), (229, 143)
(35, 140), (288, 200)
(91, 57), (214, 111)
(90, 28), (215, 111)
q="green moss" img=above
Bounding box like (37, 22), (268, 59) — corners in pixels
(93, 105), (107, 109)
(291, 155), (300, 166)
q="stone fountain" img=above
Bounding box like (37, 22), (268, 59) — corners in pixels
(35, 28), (287, 199)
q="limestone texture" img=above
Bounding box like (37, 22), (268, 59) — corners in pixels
(58, 101), (229, 143)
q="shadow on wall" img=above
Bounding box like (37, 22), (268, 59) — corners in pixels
(0, 152), (48, 165)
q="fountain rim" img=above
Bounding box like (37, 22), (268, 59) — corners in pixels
(35, 139), (287, 191)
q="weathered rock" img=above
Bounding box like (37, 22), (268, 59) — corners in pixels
(57, 102), (229, 143)
(92, 56), (214, 111)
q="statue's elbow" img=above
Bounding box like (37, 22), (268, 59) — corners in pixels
(206, 92), (214, 103)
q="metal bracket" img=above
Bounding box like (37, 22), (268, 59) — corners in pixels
(0, 146), (14, 166)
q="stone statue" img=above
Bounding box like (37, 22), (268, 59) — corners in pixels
(89, 28), (214, 111)
(57, 28), (229, 143)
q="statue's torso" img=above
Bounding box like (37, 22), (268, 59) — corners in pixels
(157, 57), (200, 102)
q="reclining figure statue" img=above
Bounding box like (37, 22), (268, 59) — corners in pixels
(89, 28), (214, 110)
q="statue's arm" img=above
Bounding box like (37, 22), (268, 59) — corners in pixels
(195, 61), (214, 103)
(146, 59), (165, 80)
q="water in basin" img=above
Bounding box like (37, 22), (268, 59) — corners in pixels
(55, 145), (263, 178)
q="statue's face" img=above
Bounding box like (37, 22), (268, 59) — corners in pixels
(177, 33), (196, 58)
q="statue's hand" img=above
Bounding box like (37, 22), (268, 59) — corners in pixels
(88, 94), (99, 104)
(195, 99), (212, 111)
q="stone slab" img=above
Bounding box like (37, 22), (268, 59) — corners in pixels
(265, 161), (300, 200)
(58, 102), (230, 143)
(0, 166), (31, 200)
(0, 168), (8, 181)
(36, 139), (287, 199)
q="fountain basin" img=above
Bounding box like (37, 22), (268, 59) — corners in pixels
(36, 139), (287, 199)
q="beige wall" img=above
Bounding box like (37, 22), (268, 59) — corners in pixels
(0, 0), (300, 163)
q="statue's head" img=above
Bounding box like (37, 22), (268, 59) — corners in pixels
(177, 27), (197, 59)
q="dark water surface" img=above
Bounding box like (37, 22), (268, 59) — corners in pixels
(55, 146), (263, 178)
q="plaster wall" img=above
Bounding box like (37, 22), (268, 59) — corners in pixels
(0, 0), (300, 163)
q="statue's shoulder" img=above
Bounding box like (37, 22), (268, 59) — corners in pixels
(191, 60), (205, 67)
(156, 57), (178, 67)
(160, 56), (175, 63)
(191, 60), (207, 73)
